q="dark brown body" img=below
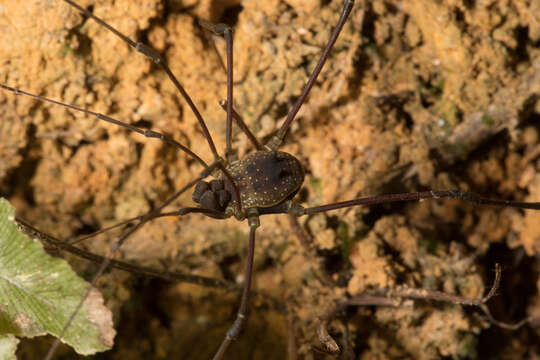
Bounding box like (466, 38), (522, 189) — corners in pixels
(192, 151), (305, 217)
(223, 150), (305, 212)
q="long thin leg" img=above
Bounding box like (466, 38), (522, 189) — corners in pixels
(224, 27), (234, 160)
(1, 52), (244, 215)
(0, 84), (208, 168)
(287, 214), (333, 286)
(201, 19), (264, 154)
(65, 0), (245, 211)
(0, 83), (249, 233)
(69, 207), (228, 245)
(44, 160), (221, 360)
(63, 0), (220, 160)
(212, 223), (258, 360)
(199, 21), (235, 160)
(219, 100), (263, 151)
(299, 190), (540, 215)
(68, 215), (145, 245)
(115, 4), (244, 212)
(203, 30), (228, 76)
(147, 20), (245, 213)
(174, 17), (247, 209)
(271, 0), (354, 148)
(16, 217), (233, 289)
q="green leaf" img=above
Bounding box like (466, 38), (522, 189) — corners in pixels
(0, 198), (115, 355)
(0, 334), (18, 360)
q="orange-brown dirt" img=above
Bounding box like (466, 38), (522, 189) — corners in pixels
(1, 0), (540, 359)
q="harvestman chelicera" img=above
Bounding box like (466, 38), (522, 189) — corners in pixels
(3, 0), (540, 358)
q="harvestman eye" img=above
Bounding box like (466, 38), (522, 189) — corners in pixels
(2, 0), (540, 359)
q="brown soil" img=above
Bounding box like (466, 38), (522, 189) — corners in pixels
(1, 0), (540, 359)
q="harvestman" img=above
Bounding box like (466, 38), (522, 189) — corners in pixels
(2, 0), (540, 358)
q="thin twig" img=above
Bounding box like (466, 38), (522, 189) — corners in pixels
(314, 263), (503, 354)
(376, 263), (502, 306)
(479, 304), (539, 330)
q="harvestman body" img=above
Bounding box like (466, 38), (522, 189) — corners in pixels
(2, 0), (540, 358)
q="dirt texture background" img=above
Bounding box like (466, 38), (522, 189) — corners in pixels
(1, 0), (540, 359)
